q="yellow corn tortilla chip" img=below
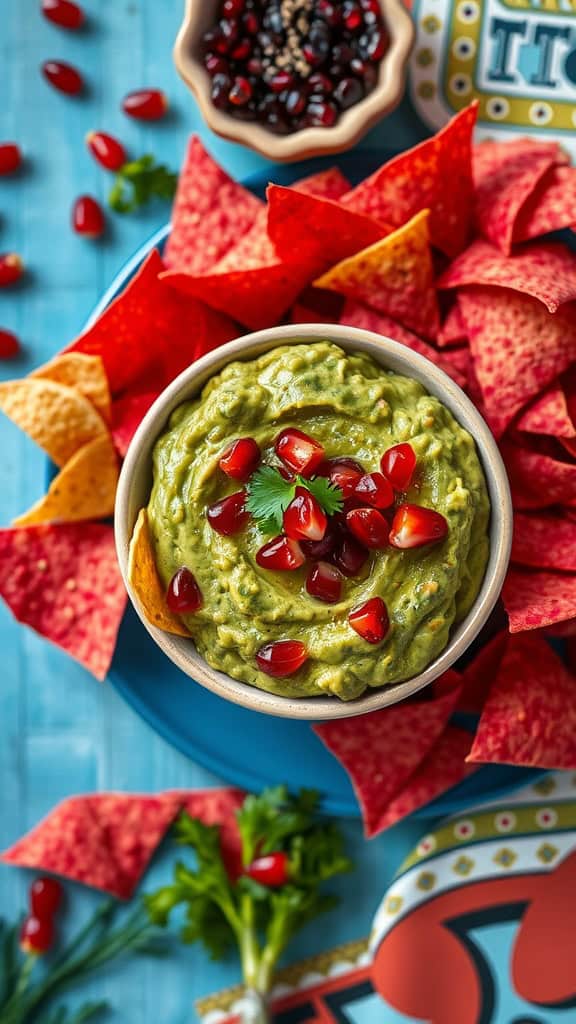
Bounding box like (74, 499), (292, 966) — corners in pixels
(31, 353), (111, 422)
(0, 378), (107, 467)
(13, 434), (119, 527)
(127, 508), (190, 637)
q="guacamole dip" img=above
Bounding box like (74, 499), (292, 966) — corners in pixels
(147, 342), (490, 700)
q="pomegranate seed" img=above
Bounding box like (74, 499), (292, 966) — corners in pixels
(205, 54), (229, 76)
(166, 567), (202, 614)
(256, 535), (305, 571)
(334, 77), (364, 110)
(229, 76), (252, 106)
(20, 915), (54, 955)
(389, 504), (448, 549)
(207, 491), (250, 535)
(243, 10), (259, 34)
(283, 486), (327, 542)
(349, 597), (389, 644)
(0, 328), (20, 359)
(318, 0), (341, 25)
(230, 37), (252, 60)
(285, 88), (307, 117)
(0, 143), (22, 175)
(306, 100), (338, 128)
(333, 534), (369, 577)
(211, 73), (233, 109)
(0, 254), (24, 287)
(301, 520), (338, 560)
(42, 0), (84, 29)
(308, 72), (334, 95)
(72, 196), (105, 239)
(275, 428), (325, 477)
(256, 639), (308, 677)
(317, 458), (363, 498)
(354, 472), (394, 509)
(346, 507), (389, 549)
(86, 131), (126, 171)
(42, 60), (84, 95)
(306, 561), (343, 604)
(246, 851), (289, 886)
(343, 2), (363, 30)
(223, 0), (245, 13)
(219, 437), (260, 481)
(381, 443), (416, 491)
(122, 89), (168, 120)
(270, 70), (294, 93)
(30, 877), (63, 918)
(363, 27), (387, 60)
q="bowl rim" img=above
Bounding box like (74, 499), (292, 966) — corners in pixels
(173, 0), (415, 162)
(115, 323), (513, 721)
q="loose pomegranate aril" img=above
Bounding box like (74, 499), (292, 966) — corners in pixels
(346, 507), (389, 549)
(285, 88), (307, 117)
(42, 60), (84, 95)
(229, 76), (253, 105)
(354, 472), (394, 509)
(318, 458), (363, 498)
(381, 443), (416, 491)
(0, 328), (20, 359)
(42, 0), (84, 29)
(166, 567), (203, 614)
(334, 76), (364, 110)
(230, 37), (252, 60)
(256, 535), (305, 571)
(72, 196), (105, 238)
(223, 0), (245, 14)
(283, 486), (327, 542)
(219, 437), (260, 481)
(30, 876), (63, 918)
(333, 534), (369, 577)
(270, 70), (294, 94)
(20, 915), (54, 955)
(205, 53), (229, 75)
(343, 1), (363, 31)
(256, 639), (308, 678)
(0, 143), (22, 175)
(308, 72), (334, 95)
(318, 0), (341, 26)
(246, 851), (289, 887)
(207, 491), (250, 535)
(306, 100), (338, 127)
(301, 520), (338, 560)
(0, 254), (24, 287)
(363, 27), (388, 60)
(242, 10), (259, 34)
(389, 504), (448, 549)
(86, 131), (126, 171)
(306, 561), (343, 604)
(212, 73), (233, 109)
(122, 89), (168, 120)
(349, 597), (389, 644)
(275, 428), (325, 477)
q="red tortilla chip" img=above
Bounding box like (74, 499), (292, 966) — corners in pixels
(512, 512), (576, 571)
(111, 390), (159, 457)
(439, 345), (471, 387)
(457, 631), (508, 714)
(291, 167), (351, 200)
(547, 618), (576, 638)
(0, 523), (126, 680)
(503, 568), (576, 632)
(164, 136), (263, 275)
(374, 727), (473, 833)
(339, 300), (467, 388)
(473, 138), (566, 254)
(438, 239), (576, 313)
(316, 211), (440, 340)
(313, 671), (462, 838)
(437, 301), (467, 348)
(501, 441), (576, 509)
(513, 166), (576, 243)
(342, 103), (477, 258)
(467, 634), (576, 768)
(516, 383), (575, 439)
(458, 286), (576, 436)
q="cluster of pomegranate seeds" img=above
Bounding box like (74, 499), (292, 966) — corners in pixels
(166, 566), (203, 614)
(0, 142), (22, 175)
(122, 89), (168, 121)
(0, 253), (24, 287)
(201, 0), (388, 134)
(86, 131), (127, 171)
(72, 195), (105, 238)
(41, 0), (85, 30)
(20, 876), (63, 955)
(42, 59), (84, 95)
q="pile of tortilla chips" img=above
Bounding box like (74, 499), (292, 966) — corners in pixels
(1, 101), (576, 829)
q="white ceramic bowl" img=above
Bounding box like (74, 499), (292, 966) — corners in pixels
(115, 324), (512, 720)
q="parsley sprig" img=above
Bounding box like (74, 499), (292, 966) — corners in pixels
(109, 155), (178, 214)
(246, 467), (343, 534)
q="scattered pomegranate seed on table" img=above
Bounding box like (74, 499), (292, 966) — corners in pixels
(256, 639), (308, 677)
(0, 253), (24, 287)
(30, 876), (63, 918)
(166, 567), (203, 614)
(349, 597), (389, 644)
(306, 560), (343, 603)
(346, 506), (389, 549)
(275, 427), (325, 476)
(256, 535), (305, 571)
(42, 59), (84, 95)
(381, 442), (416, 491)
(0, 142), (22, 174)
(0, 329), (21, 359)
(354, 472), (394, 509)
(246, 852), (290, 886)
(389, 504), (449, 549)
(207, 491), (251, 535)
(41, 0), (85, 30)
(122, 89), (168, 120)
(20, 914), (55, 955)
(220, 437), (261, 481)
(86, 131), (127, 171)
(283, 486), (327, 541)
(72, 196), (105, 238)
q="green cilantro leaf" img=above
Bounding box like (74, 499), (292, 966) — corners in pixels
(305, 476), (344, 517)
(246, 467), (343, 533)
(109, 155), (178, 214)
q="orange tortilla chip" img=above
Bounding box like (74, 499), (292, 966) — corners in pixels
(0, 378), (107, 467)
(31, 353), (111, 423)
(128, 508), (189, 637)
(13, 434), (119, 526)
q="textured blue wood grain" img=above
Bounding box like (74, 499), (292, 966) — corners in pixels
(0, 2), (427, 1018)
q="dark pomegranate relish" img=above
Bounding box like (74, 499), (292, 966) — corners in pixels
(200, 0), (388, 134)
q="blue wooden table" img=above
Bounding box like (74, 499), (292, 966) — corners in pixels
(0, 3), (430, 1020)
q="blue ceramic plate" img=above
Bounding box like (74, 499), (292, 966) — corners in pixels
(88, 152), (544, 817)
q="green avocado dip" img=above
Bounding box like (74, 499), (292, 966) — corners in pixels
(147, 342), (490, 700)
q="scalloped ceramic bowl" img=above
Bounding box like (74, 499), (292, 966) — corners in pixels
(115, 324), (513, 721)
(173, 0), (415, 162)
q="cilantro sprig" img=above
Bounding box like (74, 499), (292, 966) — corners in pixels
(146, 788), (352, 1002)
(109, 154), (178, 214)
(246, 466), (343, 534)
